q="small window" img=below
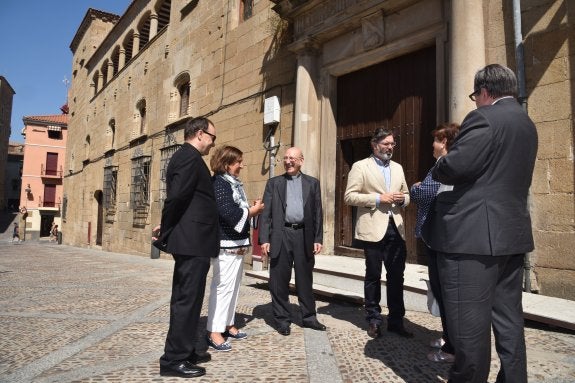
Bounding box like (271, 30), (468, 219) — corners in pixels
(103, 165), (118, 216)
(178, 82), (190, 117)
(131, 155), (151, 226)
(160, 131), (181, 207)
(240, 0), (253, 22)
(137, 99), (147, 135)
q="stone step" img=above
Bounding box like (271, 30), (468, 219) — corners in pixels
(247, 255), (575, 331)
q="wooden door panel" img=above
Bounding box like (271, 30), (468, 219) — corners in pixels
(335, 46), (436, 262)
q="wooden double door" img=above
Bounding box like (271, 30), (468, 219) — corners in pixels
(334, 46), (437, 263)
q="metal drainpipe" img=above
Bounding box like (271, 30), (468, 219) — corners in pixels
(513, 0), (532, 292)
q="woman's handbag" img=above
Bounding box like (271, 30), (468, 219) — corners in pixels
(421, 278), (441, 317)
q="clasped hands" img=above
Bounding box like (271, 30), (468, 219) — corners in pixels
(379, 192), (405, 205)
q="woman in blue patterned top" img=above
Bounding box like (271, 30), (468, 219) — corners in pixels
(206, 146), (264, 352)
(410, 123), (459, 363)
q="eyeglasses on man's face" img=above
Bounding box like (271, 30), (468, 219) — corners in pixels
(202, 129), (216, 142)
(378, 141), (396, 148)
(469, 88), (481, 101)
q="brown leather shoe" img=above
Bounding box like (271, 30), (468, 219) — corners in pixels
(367, 323), (381, 338)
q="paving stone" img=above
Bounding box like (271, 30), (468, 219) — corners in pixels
(0, 241), (574, 383)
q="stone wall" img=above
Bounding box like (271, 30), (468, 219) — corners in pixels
(484, 0), (575, 299)
(63, 0), (296, 256)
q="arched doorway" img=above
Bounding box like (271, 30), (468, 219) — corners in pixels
(94, 190), (103, 246)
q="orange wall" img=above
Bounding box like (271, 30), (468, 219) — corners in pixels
(20, 124), (67, 209)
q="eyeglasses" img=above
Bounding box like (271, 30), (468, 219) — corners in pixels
(202, 129), (216, 142)
(469, 89), (481, 101)
(378, 141), (396, 147)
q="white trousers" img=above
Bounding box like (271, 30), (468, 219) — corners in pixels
(206, 249), (244, 332)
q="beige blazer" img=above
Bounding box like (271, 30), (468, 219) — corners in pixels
(344, 156), (410, 242)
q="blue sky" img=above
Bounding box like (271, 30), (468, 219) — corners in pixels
(0, 1), (131, 143)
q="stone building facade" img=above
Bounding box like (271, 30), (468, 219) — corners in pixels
(64, 0), (574, 300)
(0, 76), (16, 210)
(5, 142), (24, 210)
(21, 114), (68, 240)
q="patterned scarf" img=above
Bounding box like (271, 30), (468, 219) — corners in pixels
(221, 173), (250, 209)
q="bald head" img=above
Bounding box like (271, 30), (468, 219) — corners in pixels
(283, 147), (304, 176)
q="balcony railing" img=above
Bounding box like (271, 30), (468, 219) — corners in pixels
(38, 196), (61, 209)
(41, 164), (63, 178)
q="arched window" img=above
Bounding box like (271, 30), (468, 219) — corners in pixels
(138, 12), (151, 51)
(136, 99), (146, 135)
(156, 0), (171, 31)
(240, 0), (253, 22)
(111, 46), (120, 75)
(123, 32), (134, 63)
(101, 60), (109, 86)
(92, 71), (99, 95)
(174, 72), (191, 118)
(85, 135), (91, 160)
(107, 119), (116, 150)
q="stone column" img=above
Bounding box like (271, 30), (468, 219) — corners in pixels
(119, 48), (126, 69)
(150, 14), (158, 39)
(108, 60), (114, 78)
(449, 0), (486, 122)
(291, 39), (321, 177)
(133, 33), (140, 56)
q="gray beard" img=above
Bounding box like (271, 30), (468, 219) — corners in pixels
(380, 152), (392, 161)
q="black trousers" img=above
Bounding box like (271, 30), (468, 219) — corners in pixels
(438, 252), (527, 383)
(363, 219), (406, 328)
(426, 246), (455, 354)
(160, 254), (211, 365)
(269, 226), (316, 327)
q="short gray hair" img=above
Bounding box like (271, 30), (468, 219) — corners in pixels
(371, 128), (394, 145)
(473, 64), (518, 99)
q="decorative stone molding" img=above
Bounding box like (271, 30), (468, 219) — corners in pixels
(362, 11), (384, 50)
(294, 0), (358, 37)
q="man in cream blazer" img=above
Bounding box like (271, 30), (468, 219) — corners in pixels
(344, 128), (411, 339)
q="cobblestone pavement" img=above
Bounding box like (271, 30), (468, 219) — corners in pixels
(1, 241), (574, 383)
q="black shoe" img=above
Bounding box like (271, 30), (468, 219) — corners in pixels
(387, 326), (414, 338)
(302, 319), (327, 331)
(277, 325), (291, 336)
(189, 351), (211, 364)
(160, 360), (206, 378)
(367, 323), (381, 339)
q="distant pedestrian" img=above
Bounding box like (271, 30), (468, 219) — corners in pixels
(12, 223), (20, 242)
(51, 225), (59, 242)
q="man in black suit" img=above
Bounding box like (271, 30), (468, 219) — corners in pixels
(423, 64), (538, 383)
(259, 147), (325, 335)
(156, 117), (218, 378)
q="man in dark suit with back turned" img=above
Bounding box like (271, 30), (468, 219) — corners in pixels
(156, 117), (218, 378)
(422, 64), (538, 383)
(259, 147), (325, 336)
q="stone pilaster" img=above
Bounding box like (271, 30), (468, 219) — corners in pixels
(449, 0), (486, 122)
(291, 39), (321, 177)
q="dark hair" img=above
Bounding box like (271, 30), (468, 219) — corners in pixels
(210, 145), (243, 175)
(184, 117), (214, 140)
(370, 127), (394, 145)
(431, 123), (460, 151)
(474, 64), (518, 99)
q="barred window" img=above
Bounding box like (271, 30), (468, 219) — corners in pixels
(131, 156), (151, 209)
(103, 166), (118, 209)
(160, 132), (181, 207)
(178, 82), (190, 117)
